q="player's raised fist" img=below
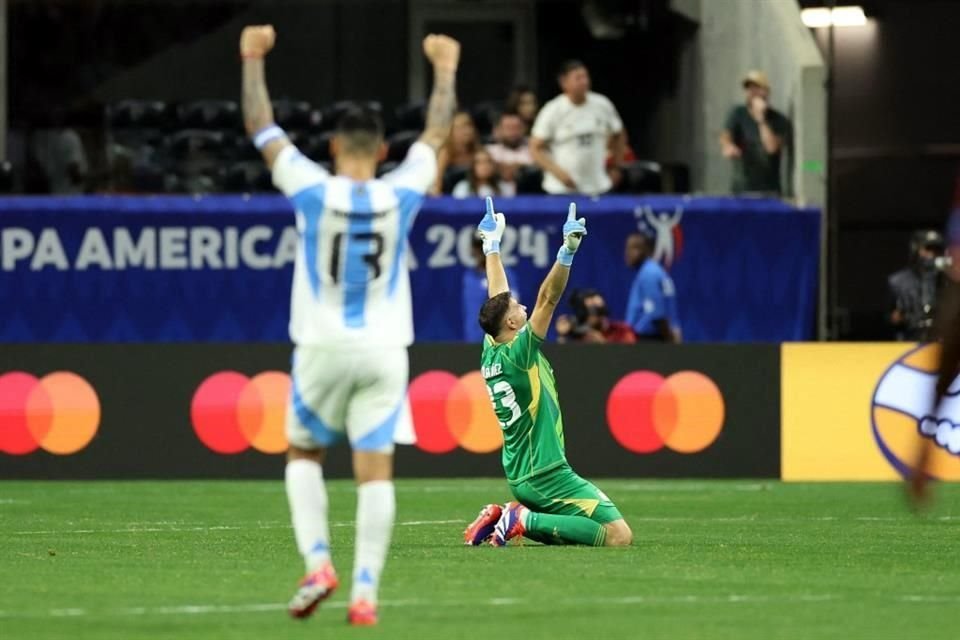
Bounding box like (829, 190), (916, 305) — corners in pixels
(240, 25), (276, 58)
(422, 34), (461, 72)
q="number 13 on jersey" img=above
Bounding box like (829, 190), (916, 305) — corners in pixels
(329, 231), (385, 283)
(487, 381), (521, 429)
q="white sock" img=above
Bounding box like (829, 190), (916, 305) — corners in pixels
(518, 505), (531, 528)
(285, 459), (331, 572)
(350, 480), (395, 605)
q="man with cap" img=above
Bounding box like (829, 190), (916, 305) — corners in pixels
(718, 70), (792, 196)
(888, 229), (948, 342)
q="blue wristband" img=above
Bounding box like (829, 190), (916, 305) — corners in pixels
(252, 124), (286, 150)
(557, 246), (575, 266)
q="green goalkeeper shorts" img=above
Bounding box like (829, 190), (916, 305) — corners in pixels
(508, 464), (623, 525)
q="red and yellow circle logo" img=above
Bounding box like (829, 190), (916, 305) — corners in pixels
(191, 371), (290, 454)
(0, 371), (100, 455)
(409, 370), (503, 454)
(606, 370), (725, 454)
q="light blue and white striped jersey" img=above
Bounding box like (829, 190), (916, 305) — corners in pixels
(272, 142), (436, 347)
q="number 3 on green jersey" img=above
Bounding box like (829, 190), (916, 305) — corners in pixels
(487, 381), (521, 428)
(481, 325), (567, 483)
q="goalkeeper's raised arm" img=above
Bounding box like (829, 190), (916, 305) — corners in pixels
(527, 203), (587, 338)
(478, 197), (510, 298)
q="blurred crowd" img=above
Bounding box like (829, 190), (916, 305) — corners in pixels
(12, 59), (691, 197)
(12, 62), (798, 199)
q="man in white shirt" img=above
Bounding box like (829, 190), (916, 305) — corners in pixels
(530, 60), (627, 195)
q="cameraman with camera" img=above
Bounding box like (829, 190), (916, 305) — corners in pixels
(888, 230), (951, 341)
(554, 289), (636, 344)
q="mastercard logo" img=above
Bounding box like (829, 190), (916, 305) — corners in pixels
(0, 371), (100, 455)
(871, 344), (960, 480)
(606, 370), (725, 454)
(409, 370), (503, 454)
(191, 371), (290, 454)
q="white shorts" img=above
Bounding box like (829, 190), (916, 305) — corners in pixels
(286, 346), (408, 454)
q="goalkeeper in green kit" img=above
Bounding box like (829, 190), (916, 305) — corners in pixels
(462, 197), (633, 548)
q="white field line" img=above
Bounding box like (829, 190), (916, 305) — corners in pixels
(11, 513), (959, 536)
(6, 593), (959, 620)
(0, 593), (846, 619)
(899, 595), (960, 603)
(7, 519), (466, 536)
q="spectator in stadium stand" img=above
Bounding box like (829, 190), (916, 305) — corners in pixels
(462, 233), (520, 342)
(31, 126), (89, 194)
(888, 229), (948, 341)
(505, 85), (540, 134)
(486, 111), (534, 185)
(452, 148), (516, 198)
(624, 232), (681, 343)
(554, 288), (636, 344)
(719, 70), (793, 196)
(530, 60), (627, 195)
(434, 110), (480, 194)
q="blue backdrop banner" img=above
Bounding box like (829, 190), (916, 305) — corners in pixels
(0, 195), (819, 343)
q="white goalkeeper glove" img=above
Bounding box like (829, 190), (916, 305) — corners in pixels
(557, 202), (587, 266)
(477, 196), (506, 255)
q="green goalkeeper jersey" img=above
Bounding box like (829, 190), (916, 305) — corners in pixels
(481, 324), (566, 483)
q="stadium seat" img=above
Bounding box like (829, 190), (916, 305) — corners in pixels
(272, 99), (317, 130)
(179, 172), (219, 194)
(167, 130), (227, 157)
(223, 131), (262, 163)
(223, 161), (273, 193)
(177, 100), (242, 129)
(106, 100), (173, 129)
(129, 159), (168, 193)
(323, 101), (383, 130)
(386, 130), (420, 162)
(302, 131), (336, 163)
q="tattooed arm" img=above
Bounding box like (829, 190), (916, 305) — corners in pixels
(418, 35), (461, 153)
(240, 25), (290, 168)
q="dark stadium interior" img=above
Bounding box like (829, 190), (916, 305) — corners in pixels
(6, 0), (959, 340)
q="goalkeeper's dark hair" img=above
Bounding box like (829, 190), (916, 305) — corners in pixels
(335, 105), (385, 156)
(478, 291), (512, 338)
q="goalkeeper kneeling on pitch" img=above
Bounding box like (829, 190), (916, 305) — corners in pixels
(463, 197), (633, 547)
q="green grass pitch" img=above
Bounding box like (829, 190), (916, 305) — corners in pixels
(1, 479), (958, 639)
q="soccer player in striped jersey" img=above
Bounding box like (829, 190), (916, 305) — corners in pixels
(463, 197), (634, 547)
(240, 25), (460, 624)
